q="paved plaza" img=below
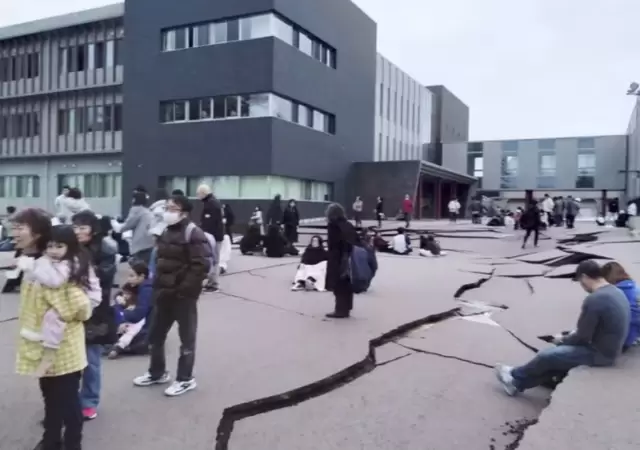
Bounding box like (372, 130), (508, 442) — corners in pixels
(1, 220), (639, 450)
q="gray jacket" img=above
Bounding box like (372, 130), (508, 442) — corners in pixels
(121, 205), (155, 255)
(566, 199), (580, 216)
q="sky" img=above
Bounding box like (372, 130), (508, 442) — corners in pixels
(2, 0), (640, 140)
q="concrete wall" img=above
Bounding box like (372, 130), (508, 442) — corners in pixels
(123, 0), (377, 210)
(441, 142), (468, 176)
(346, 160), (421, 219)
(426, 85), (469, 145)
(627, 98), (640, 200)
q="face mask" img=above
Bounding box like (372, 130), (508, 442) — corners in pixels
(163, 211), (182, 225)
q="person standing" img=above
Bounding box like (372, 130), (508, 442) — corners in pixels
(375, 196), (384, 228)
(553, 196), (565, 227)
(401, 194), (413, 228)
(352, 196), (363, 227)
(222, 203), (235, 238)
(495, 260), (630, 396)
(325, 203), (358, 319)
(196, 185), (224, 292)
(149, 188), (169, 236)
(282, 199), (300, 244)
(541, 194), (554, 226)
(266, 194), (283, 227)
(12, 208), (91, 450)
(114, 191), (155, 264)
(565, 196), (580, 229)
(133, 195), (211, 396)
(447, 198), (461, 223)
(520, 201), (542, 249)
(71, 210), (117, 421)
(54, 185), (71, 222)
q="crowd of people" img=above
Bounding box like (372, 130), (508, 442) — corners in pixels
(3, 187), (640, 449)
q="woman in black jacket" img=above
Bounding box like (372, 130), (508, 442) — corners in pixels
(266, 194), (283, 226)
(325, 203), (358, 319)
(282, 199), (300, 243)
(71, 210), (117, 421)
(520, 201), (542, 249)
(222, 203), (235, 237)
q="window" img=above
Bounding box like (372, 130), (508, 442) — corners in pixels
(297, 32), (313, 56)
(245, 94), (270, 117)
(576, 152), (596, 188)
(240, 14), (271, 40)
(577, 137), (595, 149)
(174, 28), (187, 50)
(213, 96), (226, 119)
(379, 84), (384, 116)
(501, 141), (519, 152)
(226, 19), (240, 42)
(538, 153), (556, 176)
(15, 176), (40, 198)
(225, 96), (239, 117)
(26, 52), (40, 78)
(272, 96), (293, 121)
(58, 173), (120, 198)
(468, 142), (483, 153)
(94, 43), (105, 69)
(273, 16), (294, 45)
(312, 110), (324, 131)
(212, 22), (228, 44)
(160, 101), (188, 123)
(538, 139), (555, 150)
(106, 40), (115, 67)
(195, 24), (210, 47)
(500, 153), (518, 189)
(297, 104), (310, 126)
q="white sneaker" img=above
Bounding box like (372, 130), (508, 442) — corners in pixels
(494, 364), (518, 396)
(133, 372), (171, 387)
(164, 379), (197, 397)
(291, 284), (303, 291)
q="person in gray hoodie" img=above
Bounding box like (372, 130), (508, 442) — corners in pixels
(565, 196), (580, 229)
(58, 188), (91, 223)
(116, 192), (155, 264)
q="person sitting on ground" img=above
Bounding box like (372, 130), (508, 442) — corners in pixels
(371, 229), (392, 253)
(495, 259), (630, 396)
(390, 227), (412, 255)
(109, 260), (153, 359)
(240, 223), (264, 255)
(601, 261), (640, 351)
(264, 224), (288, 258)
(292, 235), (328, 291)
(419, 234), (447, 257)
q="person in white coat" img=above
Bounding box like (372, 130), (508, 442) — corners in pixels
(541, 194), (554, 225)
(448, 198), (461, 223)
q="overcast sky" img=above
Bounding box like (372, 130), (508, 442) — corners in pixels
(3, 0), (639, 140)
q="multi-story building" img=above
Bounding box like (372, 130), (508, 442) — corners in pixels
(0, 0), (377, 219)
(455, 134), (628, 217)
(0, 4), (124, 215)
(373, 54), (432, 162)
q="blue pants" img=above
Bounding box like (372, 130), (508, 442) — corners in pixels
(80, 344), (102, 409)
(511, 345), (595, 391)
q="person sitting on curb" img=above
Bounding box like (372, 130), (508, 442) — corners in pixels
(390, 227), (412, 255)
(494, 259), (630, 396)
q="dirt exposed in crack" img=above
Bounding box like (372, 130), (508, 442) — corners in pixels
(214, 308), (460, 450)
(499, 418), (539, 450)
(453, 271), (494, 298)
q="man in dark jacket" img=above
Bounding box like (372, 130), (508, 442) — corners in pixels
(565, 196), (580, 229)
(196, 184), (223, 292)
(520, 201), (542, 249)
(133, 195), (212, 397)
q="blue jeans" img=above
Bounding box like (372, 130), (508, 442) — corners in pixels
(511, 345), (595, 391)
(80, 344), (102, 409)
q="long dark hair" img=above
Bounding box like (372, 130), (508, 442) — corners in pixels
(49, 225), (92, 289)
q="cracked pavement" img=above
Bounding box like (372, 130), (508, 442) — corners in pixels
(1, 220), (639, 450)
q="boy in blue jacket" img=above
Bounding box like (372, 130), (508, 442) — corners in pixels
(108, 260), (153, 359)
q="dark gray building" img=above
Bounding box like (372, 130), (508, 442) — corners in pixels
(0, 0), (377, 219)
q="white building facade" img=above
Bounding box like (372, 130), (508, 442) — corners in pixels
(374, 54), (432, 162)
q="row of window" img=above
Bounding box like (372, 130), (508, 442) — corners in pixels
(161, 13), (336, 69)
(0, 112), (40, 139)
(160, 175), (333, 202)
(59, 40), (123, 74)
(0, 53), (40, 82)
(469, 137), (597, 153)
(0, 175), (40, 198)
(376, 132), (421, 161)
(378, 84), (422, 133)
(57, 173), (121, 198)
(58, 104), (123, 135)
(160, 93), (336, 134)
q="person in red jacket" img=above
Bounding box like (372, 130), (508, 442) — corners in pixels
(401, 194), (414, 228)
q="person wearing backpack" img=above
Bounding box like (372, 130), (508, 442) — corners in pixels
(132, 194), (212, 397)
(325, 203), (358, 319)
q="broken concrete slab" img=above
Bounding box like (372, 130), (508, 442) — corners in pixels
(518, 350), (640, 450)
(459, 277), (531, 309)
(457, 263), (495, 275)
(544, 264), (578, 279)
(493, 278), (585, 351)
(516, 249), (572, 264)
(397, 317), (539, 368)
(565, 242), (640, 262)
(494, 263), (549, 278)
(229, 355), (549, 450)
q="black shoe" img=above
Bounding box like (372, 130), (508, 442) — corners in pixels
(204, 286), (219, 293)
(325, 312), (350, 319)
